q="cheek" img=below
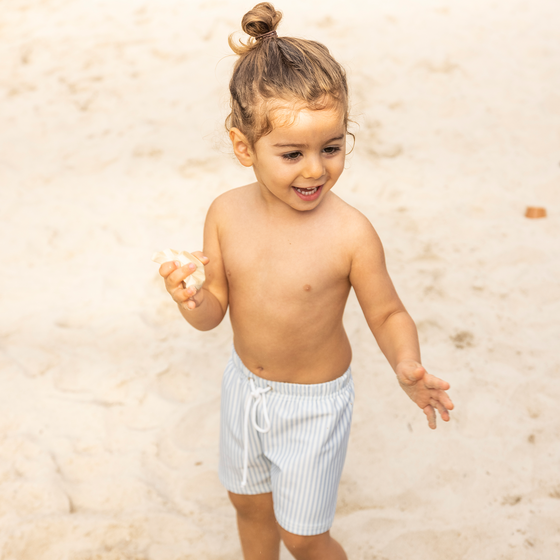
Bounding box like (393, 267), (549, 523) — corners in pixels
(330, 156), (345, 177)
(272, 164), (297, 183)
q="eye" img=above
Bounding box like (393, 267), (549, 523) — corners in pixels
(282, 151), (302, 161)
(323, 146), (341, 155)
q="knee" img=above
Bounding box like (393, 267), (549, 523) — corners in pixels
(281, 530), (330, 556)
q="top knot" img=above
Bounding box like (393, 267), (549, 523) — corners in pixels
(241, 3), (282, 38)
(256, 29), (278, 40)
(228, 3), (282, 56)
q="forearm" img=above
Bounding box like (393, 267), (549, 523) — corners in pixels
(371, 310), (421, 372)
(177, 288), (226, 331)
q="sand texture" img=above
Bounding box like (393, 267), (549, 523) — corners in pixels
(1, 0), (560, 558)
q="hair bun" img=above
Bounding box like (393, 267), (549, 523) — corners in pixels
(241, 2), (282, 38)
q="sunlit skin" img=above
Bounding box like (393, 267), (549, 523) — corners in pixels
(158, 104), (454, 560)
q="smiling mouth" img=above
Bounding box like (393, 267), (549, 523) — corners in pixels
(293, 186), (321, 196)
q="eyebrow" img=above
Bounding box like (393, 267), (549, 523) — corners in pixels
(273, 135), (345, 149)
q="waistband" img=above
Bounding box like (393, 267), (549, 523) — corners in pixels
(231, 347), (352, 397)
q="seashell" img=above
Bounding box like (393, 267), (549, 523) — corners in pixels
(152, 249), (205, 290)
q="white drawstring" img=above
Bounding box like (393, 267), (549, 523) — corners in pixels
(241, 379), (272, 486)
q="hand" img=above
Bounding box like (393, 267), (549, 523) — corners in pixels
(158, 251), (209, 310)
(396, 360), (454, 429)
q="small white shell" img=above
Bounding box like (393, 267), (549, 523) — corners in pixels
(152, 248), (205, 290)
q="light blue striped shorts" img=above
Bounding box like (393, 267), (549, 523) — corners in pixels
(219, 348), (354, 536)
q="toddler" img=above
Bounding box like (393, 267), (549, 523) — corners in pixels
(158, 3), (453, 559)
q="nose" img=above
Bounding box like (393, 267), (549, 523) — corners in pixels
(302, 155), (325, 180)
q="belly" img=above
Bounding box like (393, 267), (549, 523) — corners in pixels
(229, 282), (353, 383)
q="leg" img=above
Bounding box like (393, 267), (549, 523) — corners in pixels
(265, 375), (354, 559)
(279, 526), (348, 560)
(228, 491), (281, 560)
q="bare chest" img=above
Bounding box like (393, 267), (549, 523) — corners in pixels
(221, 217), (350, 298)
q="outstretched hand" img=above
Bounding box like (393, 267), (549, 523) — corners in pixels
(396, 361), (454, 429)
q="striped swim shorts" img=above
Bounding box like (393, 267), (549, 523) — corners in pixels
(218, 348), (354, 536)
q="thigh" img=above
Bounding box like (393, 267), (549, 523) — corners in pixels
(219, 359), (272, 494)
(266, 383), (354, 536)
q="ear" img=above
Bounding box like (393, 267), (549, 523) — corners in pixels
(229, 128), (254, 167)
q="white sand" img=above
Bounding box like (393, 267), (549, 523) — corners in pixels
(1, 0), (559, 558)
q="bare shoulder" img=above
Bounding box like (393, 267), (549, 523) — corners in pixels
(327, 194), (383, 255)
(206, 184), (257, 228)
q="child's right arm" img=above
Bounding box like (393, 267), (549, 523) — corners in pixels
(158, 201), (229, 331)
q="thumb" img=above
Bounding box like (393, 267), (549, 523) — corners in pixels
(401, 364), (425, 383)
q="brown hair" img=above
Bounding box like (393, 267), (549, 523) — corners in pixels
(226, 2), (350, 147)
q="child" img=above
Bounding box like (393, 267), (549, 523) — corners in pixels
(158, 3), (453, 559)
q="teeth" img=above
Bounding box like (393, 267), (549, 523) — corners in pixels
(295, 187), (318, 196)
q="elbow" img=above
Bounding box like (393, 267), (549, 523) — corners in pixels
(382, 307), (409, 325)
(197, 318), (224, 332)
(195, 307), (227, 331)
(372, 307), (411, 333)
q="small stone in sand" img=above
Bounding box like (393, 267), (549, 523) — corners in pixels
(525, 206), (547, 218)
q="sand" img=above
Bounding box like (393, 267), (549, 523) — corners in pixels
(1, 0), (559, 558)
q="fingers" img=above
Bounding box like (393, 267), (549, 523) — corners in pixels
(401, 365), (452, 428)
(439, 392), (454, 411)
(159, 260), (180, 278)
(173, 284), (200, 306)
(422, 372), (450, 391)
(159, 260), (193, 281)
(423, 405), (437, 429)
(157, 253), (208, 311)
(178, 285), (197, 302)
(430, 398), (450, 422)
(423, 401), (452, 429)
(160, 261), (198, 291)
(176, 283), (206, 310)
(423, 372), (454, 413)
(158, 252), (208, 282)
(159, 264), (199, 305)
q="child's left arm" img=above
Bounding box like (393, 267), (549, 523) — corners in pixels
(349, 215), (454, 429)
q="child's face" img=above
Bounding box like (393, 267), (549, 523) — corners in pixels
(244, 106), (347, 212)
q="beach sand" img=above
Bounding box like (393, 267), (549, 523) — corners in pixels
(1, 0), (559, 558)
